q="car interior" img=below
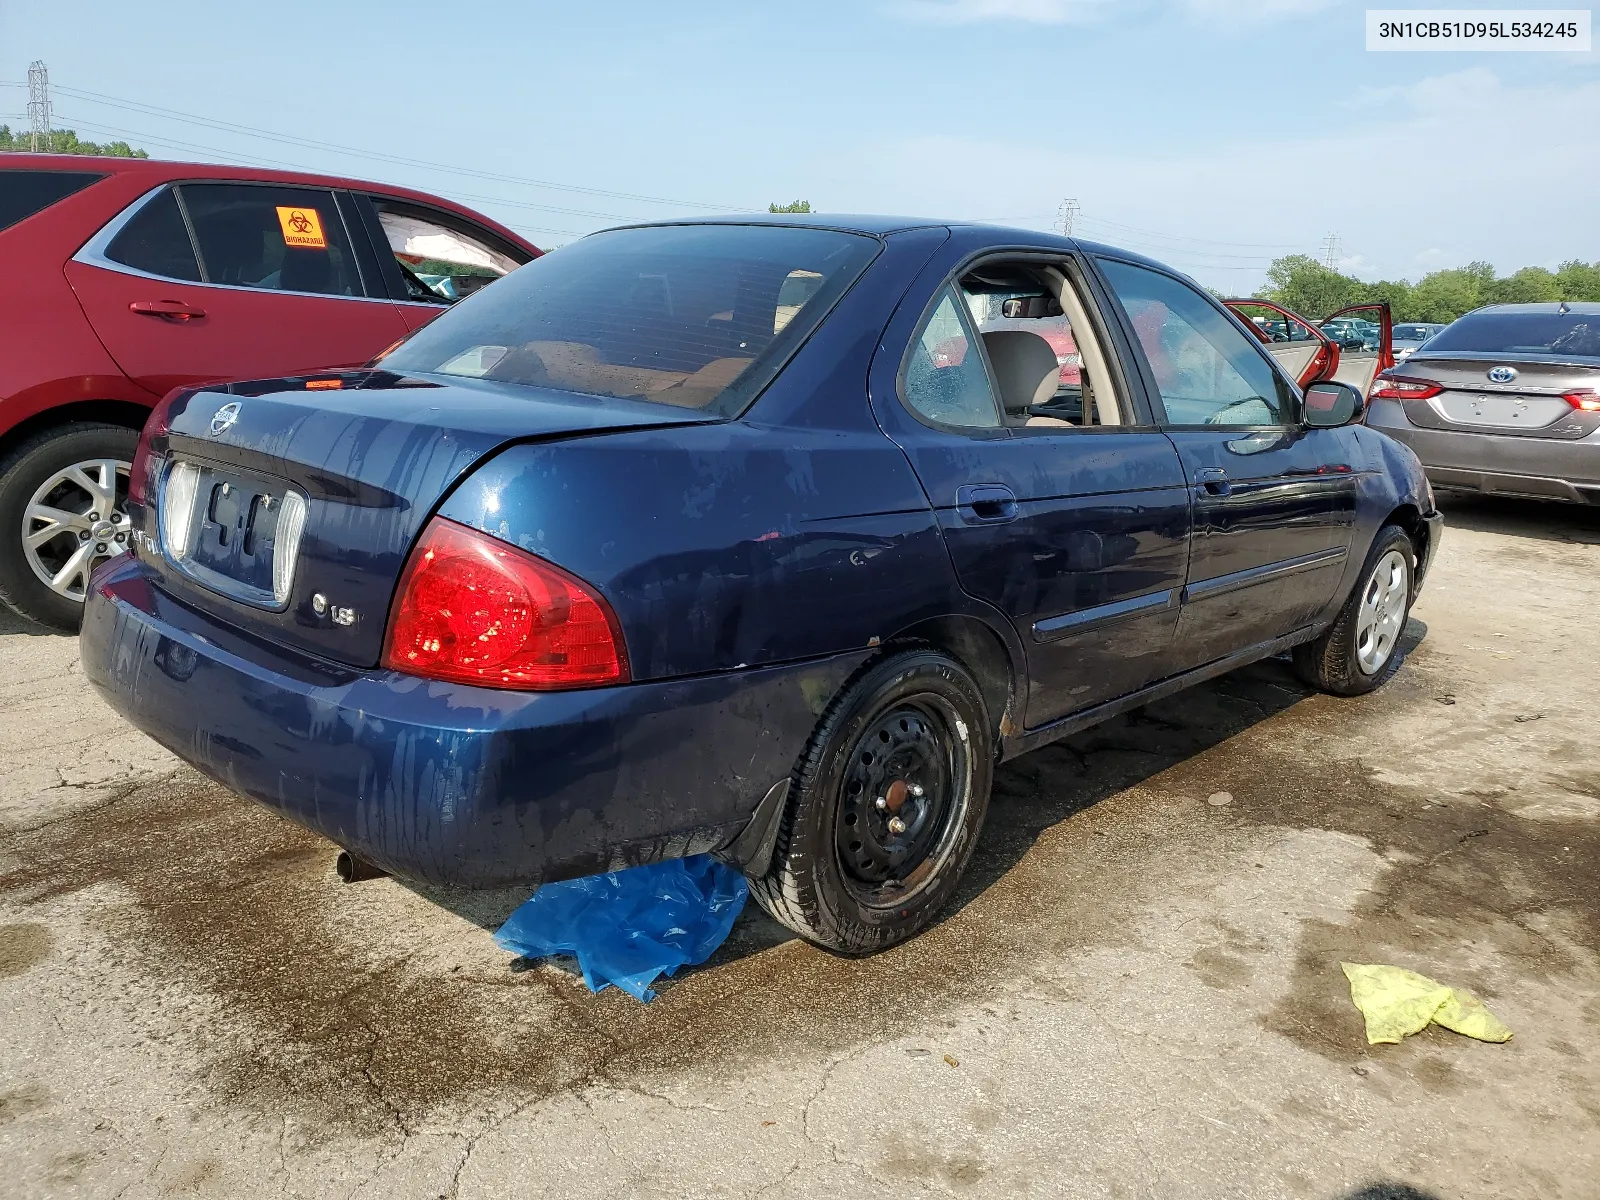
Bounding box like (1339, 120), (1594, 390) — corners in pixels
(959, 262), (1124, 428)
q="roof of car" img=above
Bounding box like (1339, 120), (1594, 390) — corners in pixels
(0, 151), (416, 194)
(0, 152), (538, 252)
(610, 213), (1174, 269)
(1472, 301), (1600, 316)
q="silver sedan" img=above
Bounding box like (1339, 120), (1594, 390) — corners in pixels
(1367, 302), (1600, 503)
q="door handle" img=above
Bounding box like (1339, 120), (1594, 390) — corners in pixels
(130, 299), (207, 321)
(1194, 467), (1232, 496)
(955, 483), (1019, 524)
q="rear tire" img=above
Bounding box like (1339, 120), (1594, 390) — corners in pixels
(1292, 524), (1415, 697)
(750, 648), (993, 955)
(0, 423), (139, 632)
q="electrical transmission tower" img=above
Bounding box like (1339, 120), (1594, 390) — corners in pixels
(27, 61), (51, 153)
(1055, 199), (1082, 237)
(1320, 232), (1342, 270)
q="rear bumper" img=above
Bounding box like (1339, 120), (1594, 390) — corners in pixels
(1369, 398), (1600, 503)
(81, 559), (863, 888)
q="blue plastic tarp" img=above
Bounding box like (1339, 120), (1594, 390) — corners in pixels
(494, 854), (749, 1002)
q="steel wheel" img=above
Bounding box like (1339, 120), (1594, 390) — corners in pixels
(835, 694), (974, 909)
(1355, 548), (1409, 675)
(22, 458), (132, 602)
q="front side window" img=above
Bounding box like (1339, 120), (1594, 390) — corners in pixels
(177, 183), (362, 297)
(382, 223), (879, 416)
(105, 187), (201, 282)
(370, 198), (529, 305)
(901, 286), (1003, 429)
(1100, 260), (1297, 427)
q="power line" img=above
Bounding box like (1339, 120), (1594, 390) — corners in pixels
(48, 113), (587, 240)
(47, 82), (750, 212)
(1072, 212), (1308, 251)
(52, 110), (628, 224)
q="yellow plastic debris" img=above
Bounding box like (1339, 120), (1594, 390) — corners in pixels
(1340, 962), (1513, 1046)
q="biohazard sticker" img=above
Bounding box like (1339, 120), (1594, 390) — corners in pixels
(276, 206), (327, 250)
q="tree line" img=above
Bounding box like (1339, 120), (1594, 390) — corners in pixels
(1257, 254), (1600, 323)
(0, 125), (148, 158)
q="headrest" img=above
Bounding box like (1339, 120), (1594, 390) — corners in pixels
(981, 330), (1059, 415)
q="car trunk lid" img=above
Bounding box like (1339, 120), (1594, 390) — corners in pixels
(139, 370), (717, 667)
(1394, 354), (1600, 432)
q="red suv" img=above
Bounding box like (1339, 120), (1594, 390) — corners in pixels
(0, 154), (538, 629)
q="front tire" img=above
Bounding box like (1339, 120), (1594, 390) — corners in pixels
(750, 649), (993, 955)
(1292, 525), (1416, 696)
(0, 423), (139, 632)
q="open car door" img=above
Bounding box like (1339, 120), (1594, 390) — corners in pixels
(1321, 301), (1392, 396)
(1222, 298), (1340, 389)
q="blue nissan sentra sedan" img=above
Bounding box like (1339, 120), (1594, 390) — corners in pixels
(81, 217), (1441, 954)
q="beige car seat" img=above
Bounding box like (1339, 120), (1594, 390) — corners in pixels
(981, 330), (1074, 427)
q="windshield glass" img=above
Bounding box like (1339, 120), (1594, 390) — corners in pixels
(383, 223), (880, 415)
(1425, 311), (1600, 358)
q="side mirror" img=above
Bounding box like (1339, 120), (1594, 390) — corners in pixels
(1304, 380), (1364, 428)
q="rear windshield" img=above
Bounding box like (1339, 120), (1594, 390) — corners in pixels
(1425, 311), (1600, 359)
(382, 223), (880, 416)
(1393, 325), (1436, 340)
(0, 169), (106, 233)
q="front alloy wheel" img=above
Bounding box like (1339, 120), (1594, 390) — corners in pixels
(1355, 548), (1409, 676)
(1291, 524), (1417, 697)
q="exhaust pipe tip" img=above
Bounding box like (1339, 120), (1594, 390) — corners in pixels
(336, 850), (387, 884)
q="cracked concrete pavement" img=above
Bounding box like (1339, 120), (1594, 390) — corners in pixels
(2, 493), (1597, 1199)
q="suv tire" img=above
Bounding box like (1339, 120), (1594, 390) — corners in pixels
(0, 422), (139, 632)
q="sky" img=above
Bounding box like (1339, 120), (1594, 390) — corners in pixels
(1, 0), (1595, 292)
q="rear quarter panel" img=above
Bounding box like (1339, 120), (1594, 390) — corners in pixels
(0, 167), (162, 437)
(439, 420), (962, 680)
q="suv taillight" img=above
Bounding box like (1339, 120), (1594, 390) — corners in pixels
(381, 518), (629, 691)
(1370, 375), (1443, 400)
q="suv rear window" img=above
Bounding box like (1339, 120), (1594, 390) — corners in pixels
(0, 169), (105, 233)
(1425, 311), (1600, 358)
(383, 223), (880, 416)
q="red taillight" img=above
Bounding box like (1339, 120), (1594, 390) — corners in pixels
(128, 388), (189, 506)
(1563, 390), (1600, 412)
(382, 518), (629, 691)
(1370, 375), (1443, 401)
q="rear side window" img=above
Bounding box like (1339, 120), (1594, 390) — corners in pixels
(382, 223), (880, 416)
(105, 188), (202, 282)
(902, 287), (1002, 428)
(1425, 311), (1600, 359)
(178, 183), (363, 297)
(369, 197), (529, 304)
(0, 169), (105, 233)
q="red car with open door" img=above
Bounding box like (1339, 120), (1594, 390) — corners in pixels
(1224, 298), (1393, 398)
(0, 154), (538, 630)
